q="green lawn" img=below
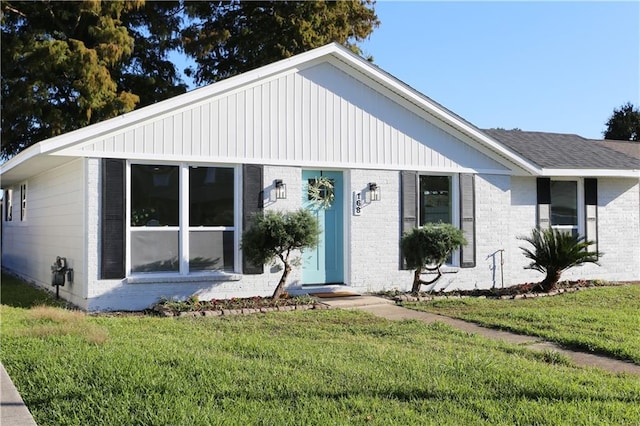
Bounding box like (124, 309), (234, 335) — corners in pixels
(1, 276), (639, 425)
(402, 285), (640, 364)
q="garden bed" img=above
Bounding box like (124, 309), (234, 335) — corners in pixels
(380, 279), (619, 303)
(150, 294), (328, 317)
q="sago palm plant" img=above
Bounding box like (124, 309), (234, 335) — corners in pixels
(519, 228), (601, 292)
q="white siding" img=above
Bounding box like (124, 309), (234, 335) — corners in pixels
(65, 63), (507, 173)
(2, 159), (87, 308)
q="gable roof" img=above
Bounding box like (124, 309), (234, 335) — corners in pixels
(0, 43), (541, 185)
(2, 43), (637, 184)
(483, 129), (639, 176)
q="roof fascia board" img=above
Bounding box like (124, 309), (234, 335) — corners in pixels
(541, 168), (640, 178)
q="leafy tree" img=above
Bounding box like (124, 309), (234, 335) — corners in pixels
(182, 0), (379, 85)
(401, 223), (467, 294)
(1, 1), (139, 158)
(603, 102), (640, 141)
(114, 1), (187, 109)
(519, 228), (601, 293)
(241, 209), (320, 300)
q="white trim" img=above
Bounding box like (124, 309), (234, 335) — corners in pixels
(56, 151), (511, 175)
(179, 165), (189, 274)
(417, 172), (461, 267)
(541, 169), (640, 178)
(549, 177), (584, 237)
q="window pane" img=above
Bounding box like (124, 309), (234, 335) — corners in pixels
(131, 165), (179, 226)
(189, 231), (234, 271)
(420, 176), (451, 224)
(131, 231), (179, 272)
(189, 167), (234, 226)
(551, 181), (577, 226)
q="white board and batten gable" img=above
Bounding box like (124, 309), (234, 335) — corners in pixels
(3, 43), (538, 182)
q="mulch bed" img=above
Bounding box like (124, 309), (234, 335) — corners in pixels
(385, 280), (634, 302)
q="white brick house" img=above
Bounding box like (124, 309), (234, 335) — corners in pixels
(1, 43), (638, 311)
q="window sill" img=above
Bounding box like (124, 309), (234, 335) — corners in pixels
(423, 266), (459, 274)
(127, 272), (242, 284)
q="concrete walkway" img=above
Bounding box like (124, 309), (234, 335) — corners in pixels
(321, 295), (640, 376)
(1, 363), (37, 425)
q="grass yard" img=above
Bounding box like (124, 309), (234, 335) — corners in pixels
(1, 276), (639, 425)
(402, 284), (640, 365)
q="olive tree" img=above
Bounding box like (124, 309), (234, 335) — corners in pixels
(519, 228), (601, 292)
(401, 223), (467, 294)
(241, 209), (320, 300)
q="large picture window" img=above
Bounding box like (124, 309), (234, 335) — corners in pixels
(130, 164), (236, 274)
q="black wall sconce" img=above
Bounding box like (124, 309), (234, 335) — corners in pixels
(368, 182), (381, 201)
(275, 179), (287, 199)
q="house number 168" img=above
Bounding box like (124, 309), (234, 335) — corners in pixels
(353, 192), (362, 216)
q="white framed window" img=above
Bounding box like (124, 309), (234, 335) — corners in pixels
(128, 163), (237, 275)
(418, 174), (460, 266)
(4, 189), (13, 222)
(20, 183), (27, 221)
(550, 179), (583, 237)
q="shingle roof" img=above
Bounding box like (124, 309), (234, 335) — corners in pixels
(592, 139), (640, 160)
(482, 129), (639, 170)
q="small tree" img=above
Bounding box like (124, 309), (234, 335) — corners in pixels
(401, 223), (467, 294)
(242, 209), (320, 300)
(519, 228), (601, 292)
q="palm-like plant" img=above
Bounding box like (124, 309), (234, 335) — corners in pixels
(519, 228), (601, 292)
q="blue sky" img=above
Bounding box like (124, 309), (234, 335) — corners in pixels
(359, 1), (639, 139)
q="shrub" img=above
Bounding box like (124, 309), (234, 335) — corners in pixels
(401, 223), (467, 294)
(519, 228), (601, 292)
(242, 209), (320, 299)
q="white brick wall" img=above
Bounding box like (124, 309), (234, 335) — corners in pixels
(10, 161), (636, 311)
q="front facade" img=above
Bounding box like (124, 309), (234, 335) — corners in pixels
(2, 44), (639, 311)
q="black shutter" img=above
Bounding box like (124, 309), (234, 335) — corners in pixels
(400, 171), (418, 269)
(242, 164), (264, 274)
(101, 159), (125, 279)
(584, 178), (598, 255)
(536, 178), (551, 229)
(459, 174), (476, 268)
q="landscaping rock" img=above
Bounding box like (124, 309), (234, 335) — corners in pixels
(203, 310), (222, 317)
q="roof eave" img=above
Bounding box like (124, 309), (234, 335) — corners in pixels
(540, 168), (640, 178)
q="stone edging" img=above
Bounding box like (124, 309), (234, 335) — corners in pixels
(153, 303), (331, 317)
(393, 286), (585, 303)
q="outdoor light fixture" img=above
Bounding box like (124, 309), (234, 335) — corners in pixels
(368, 182), (381, 201)
(275, 179), (287, 199)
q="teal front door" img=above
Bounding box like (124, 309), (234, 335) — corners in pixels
(302, 170), (344, 285)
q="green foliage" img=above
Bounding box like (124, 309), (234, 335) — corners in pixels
(403, 285), (640, 364)
(307, 176), (335, 209)
(1, 1), (144, 158)
(401, 223), (467, 270)
(603, 102), (640, 141)
(182, 0), (379, 84)
(519, 228), (601, 291)
(242, 209), (320, 298)
(2, 303), (639, 424)
(401, 223), (466, 293)
(242, 209), (320, 266)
